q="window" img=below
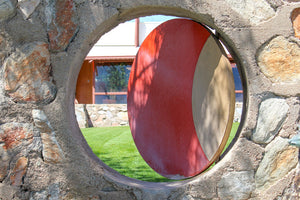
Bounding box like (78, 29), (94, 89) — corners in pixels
(75, 58), (242, 105)
(94, 62), (132, 104)
(231, 63), (243, 102)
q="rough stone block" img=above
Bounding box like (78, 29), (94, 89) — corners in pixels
(266, 0), (283, 9)
(188, 178), (218, 199)
(0, 183), (17, 199)
(218, 171), (255, 200)
(29, 183), (62, 199)
(10, 157), (28, 186)
(291, 8), (300, 39)
(117, 111), (128, 121)
(32, 109), (64, 164)
(224, 0), (275, 25)
(46, 0), (78, 52)
(0, 34), (4, 56)
(252, 98), (289, 144)
(4, 42), (57, 104)
(18, 0), (41, 19)
(255, 137), (298, 191)
(0, 0), (15, 21)
(40, 133), (64, 164)
(0, 159), (9, 181)
(0, 145), (10, 181)
(0, 32), (12, 64)
(257, 36), (300, 83)
(0, 123), (34, 150)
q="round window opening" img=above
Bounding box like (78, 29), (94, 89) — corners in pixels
(75, 15), (244, 182)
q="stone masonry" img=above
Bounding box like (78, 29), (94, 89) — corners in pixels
(0, 0), (300, 199)
(75, 103), (242, 128)
(75, 104), (129, 128)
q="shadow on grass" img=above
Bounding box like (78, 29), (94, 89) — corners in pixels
(99, 152), (171, 182)
(82, 127), (172, 182)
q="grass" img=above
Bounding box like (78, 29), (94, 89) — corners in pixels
(223, 122), (239, 153)
(81, 123), (240, 182)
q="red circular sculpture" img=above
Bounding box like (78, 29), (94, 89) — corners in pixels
(127, 19), (235, 179)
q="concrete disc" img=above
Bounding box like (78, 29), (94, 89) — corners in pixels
(127, 19), (235, 179)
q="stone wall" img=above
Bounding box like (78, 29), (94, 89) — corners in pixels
(75, 104), (129, 128)
(0, 0), (300, 199)
(75, 102), (243, 128)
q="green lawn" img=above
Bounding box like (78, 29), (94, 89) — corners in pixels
(81, 123), (239, 182)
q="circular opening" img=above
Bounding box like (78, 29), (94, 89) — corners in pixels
(74, 15), (244, 182)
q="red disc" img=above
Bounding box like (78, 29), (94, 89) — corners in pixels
(127, 19), (235, 179)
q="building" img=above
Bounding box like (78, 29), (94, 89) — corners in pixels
(75, 16), (243, 127)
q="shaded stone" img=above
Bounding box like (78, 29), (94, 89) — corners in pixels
(4, 42), (57, 104)
(29, 190), (48, 200)
(255, 137), (298, 191)
(30, 183), (61, 200)
(291, 8), (300, 39)
(40, 133), (64, 164)
(32, 109), (64, 164)
(0, 32), (13, 64)
(0, 183), (17, 199)
(18, 0), (41, 19)
(257, 36), (300, 83)
(32, 109), (54, 134)
(0, 163), (8, 181)
(224, 0), (275, 25)
(266, 0), (283, 9)
(48, 183), (61, 199)
(10, 157), (28, 186)
(289, 133), (300, 147)
(0, 0), (15, 21)
(0, 123), (34, 150)
(252, 98), (289, 144)
(46, 0), (78, 52)
(74, 104), (88, 128)
(188, 178), (218, 199)
(0, 103), (36, 124)
(0, 144), (10, 181)
(218, 171), (255, 200)
(0, 34), (4, 58)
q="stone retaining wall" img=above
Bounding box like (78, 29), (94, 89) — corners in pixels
(75, 102), (243, 128)
(0, 0), (300, 199)
(75, 104), (129, 128)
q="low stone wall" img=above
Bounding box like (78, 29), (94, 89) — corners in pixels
(75, 104), (129, 128)
(75, 102), (243, 128)
(234, 102), (243, 123)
